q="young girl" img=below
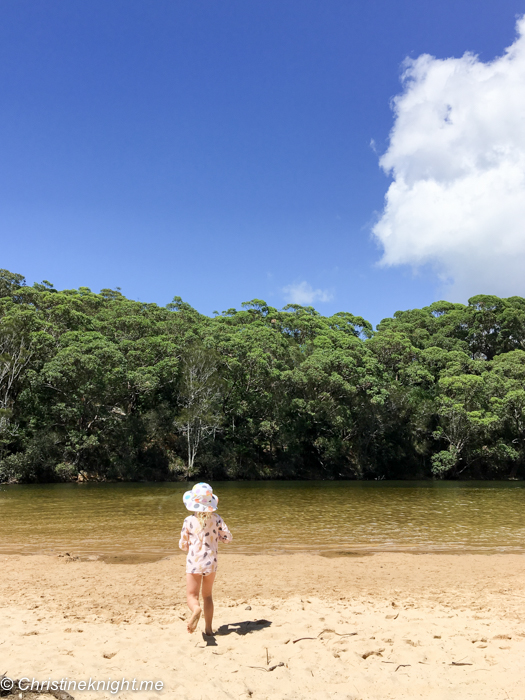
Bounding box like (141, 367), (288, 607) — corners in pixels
(178, 482), (232, 635)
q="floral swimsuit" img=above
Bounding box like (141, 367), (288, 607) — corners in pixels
(179, 513), (232, 575)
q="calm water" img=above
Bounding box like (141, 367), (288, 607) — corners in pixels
(1, 481), (524, 558)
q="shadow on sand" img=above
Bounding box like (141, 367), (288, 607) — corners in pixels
(216, 619), (272, 637)
(199, 619), (272, 646)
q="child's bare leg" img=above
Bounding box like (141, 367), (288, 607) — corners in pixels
(186, 574), (202, 633)
(201, 572), (216, 635)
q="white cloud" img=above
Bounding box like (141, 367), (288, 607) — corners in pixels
(373, 17), (525, 299)
(282, 281), (333, 305)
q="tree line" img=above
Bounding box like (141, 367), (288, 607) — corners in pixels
(1, 267), (525, 482)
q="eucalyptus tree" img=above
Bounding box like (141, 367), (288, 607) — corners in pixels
(174, 345), (223, 478)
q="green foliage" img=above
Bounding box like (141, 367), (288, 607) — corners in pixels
(1, 269), (525, 482)
(431, 448), (459, 477)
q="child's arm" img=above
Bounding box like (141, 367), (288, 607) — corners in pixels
(216, 516), (233, 543)
(178, 519), (190, 551)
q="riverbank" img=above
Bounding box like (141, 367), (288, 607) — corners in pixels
(1, 553), (524, 699)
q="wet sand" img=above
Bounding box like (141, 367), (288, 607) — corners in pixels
(1, 552), (524, 699)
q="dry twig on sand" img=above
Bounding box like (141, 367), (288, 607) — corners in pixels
(247, 663), (285, 672)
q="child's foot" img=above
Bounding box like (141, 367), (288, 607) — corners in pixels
(187, 606), (201, 633)
(204, 628), (214, 636)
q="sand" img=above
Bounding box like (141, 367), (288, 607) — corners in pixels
(1, 552), (524, 700)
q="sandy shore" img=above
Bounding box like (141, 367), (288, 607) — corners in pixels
(1, 552), (524, 699)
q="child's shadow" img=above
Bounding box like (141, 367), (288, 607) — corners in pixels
(216, 619), (273, 637)
(201, 620), (272, 646)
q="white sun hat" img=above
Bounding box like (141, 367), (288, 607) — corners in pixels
(183, 482), (219, 512)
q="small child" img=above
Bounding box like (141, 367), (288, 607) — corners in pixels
(178, 482), (232, 635)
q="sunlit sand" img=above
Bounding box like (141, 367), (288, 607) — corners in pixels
(2, 552), (524, 699)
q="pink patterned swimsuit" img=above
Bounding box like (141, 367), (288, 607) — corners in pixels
(178, 513), (233, 575)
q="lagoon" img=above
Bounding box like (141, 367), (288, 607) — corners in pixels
(1, 480), (524, 559)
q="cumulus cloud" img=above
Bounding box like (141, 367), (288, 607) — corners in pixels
(282, 281), (333, 305)
(373, 16), (525, 299)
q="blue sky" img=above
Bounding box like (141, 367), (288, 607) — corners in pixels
(1, 1), (524, 327)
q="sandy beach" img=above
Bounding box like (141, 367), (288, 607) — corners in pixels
(1, 552), (524, 699)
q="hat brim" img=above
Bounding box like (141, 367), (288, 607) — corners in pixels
(183, 490), (218, 512)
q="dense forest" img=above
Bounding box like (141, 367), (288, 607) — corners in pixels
(1, 267), (525, 483)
